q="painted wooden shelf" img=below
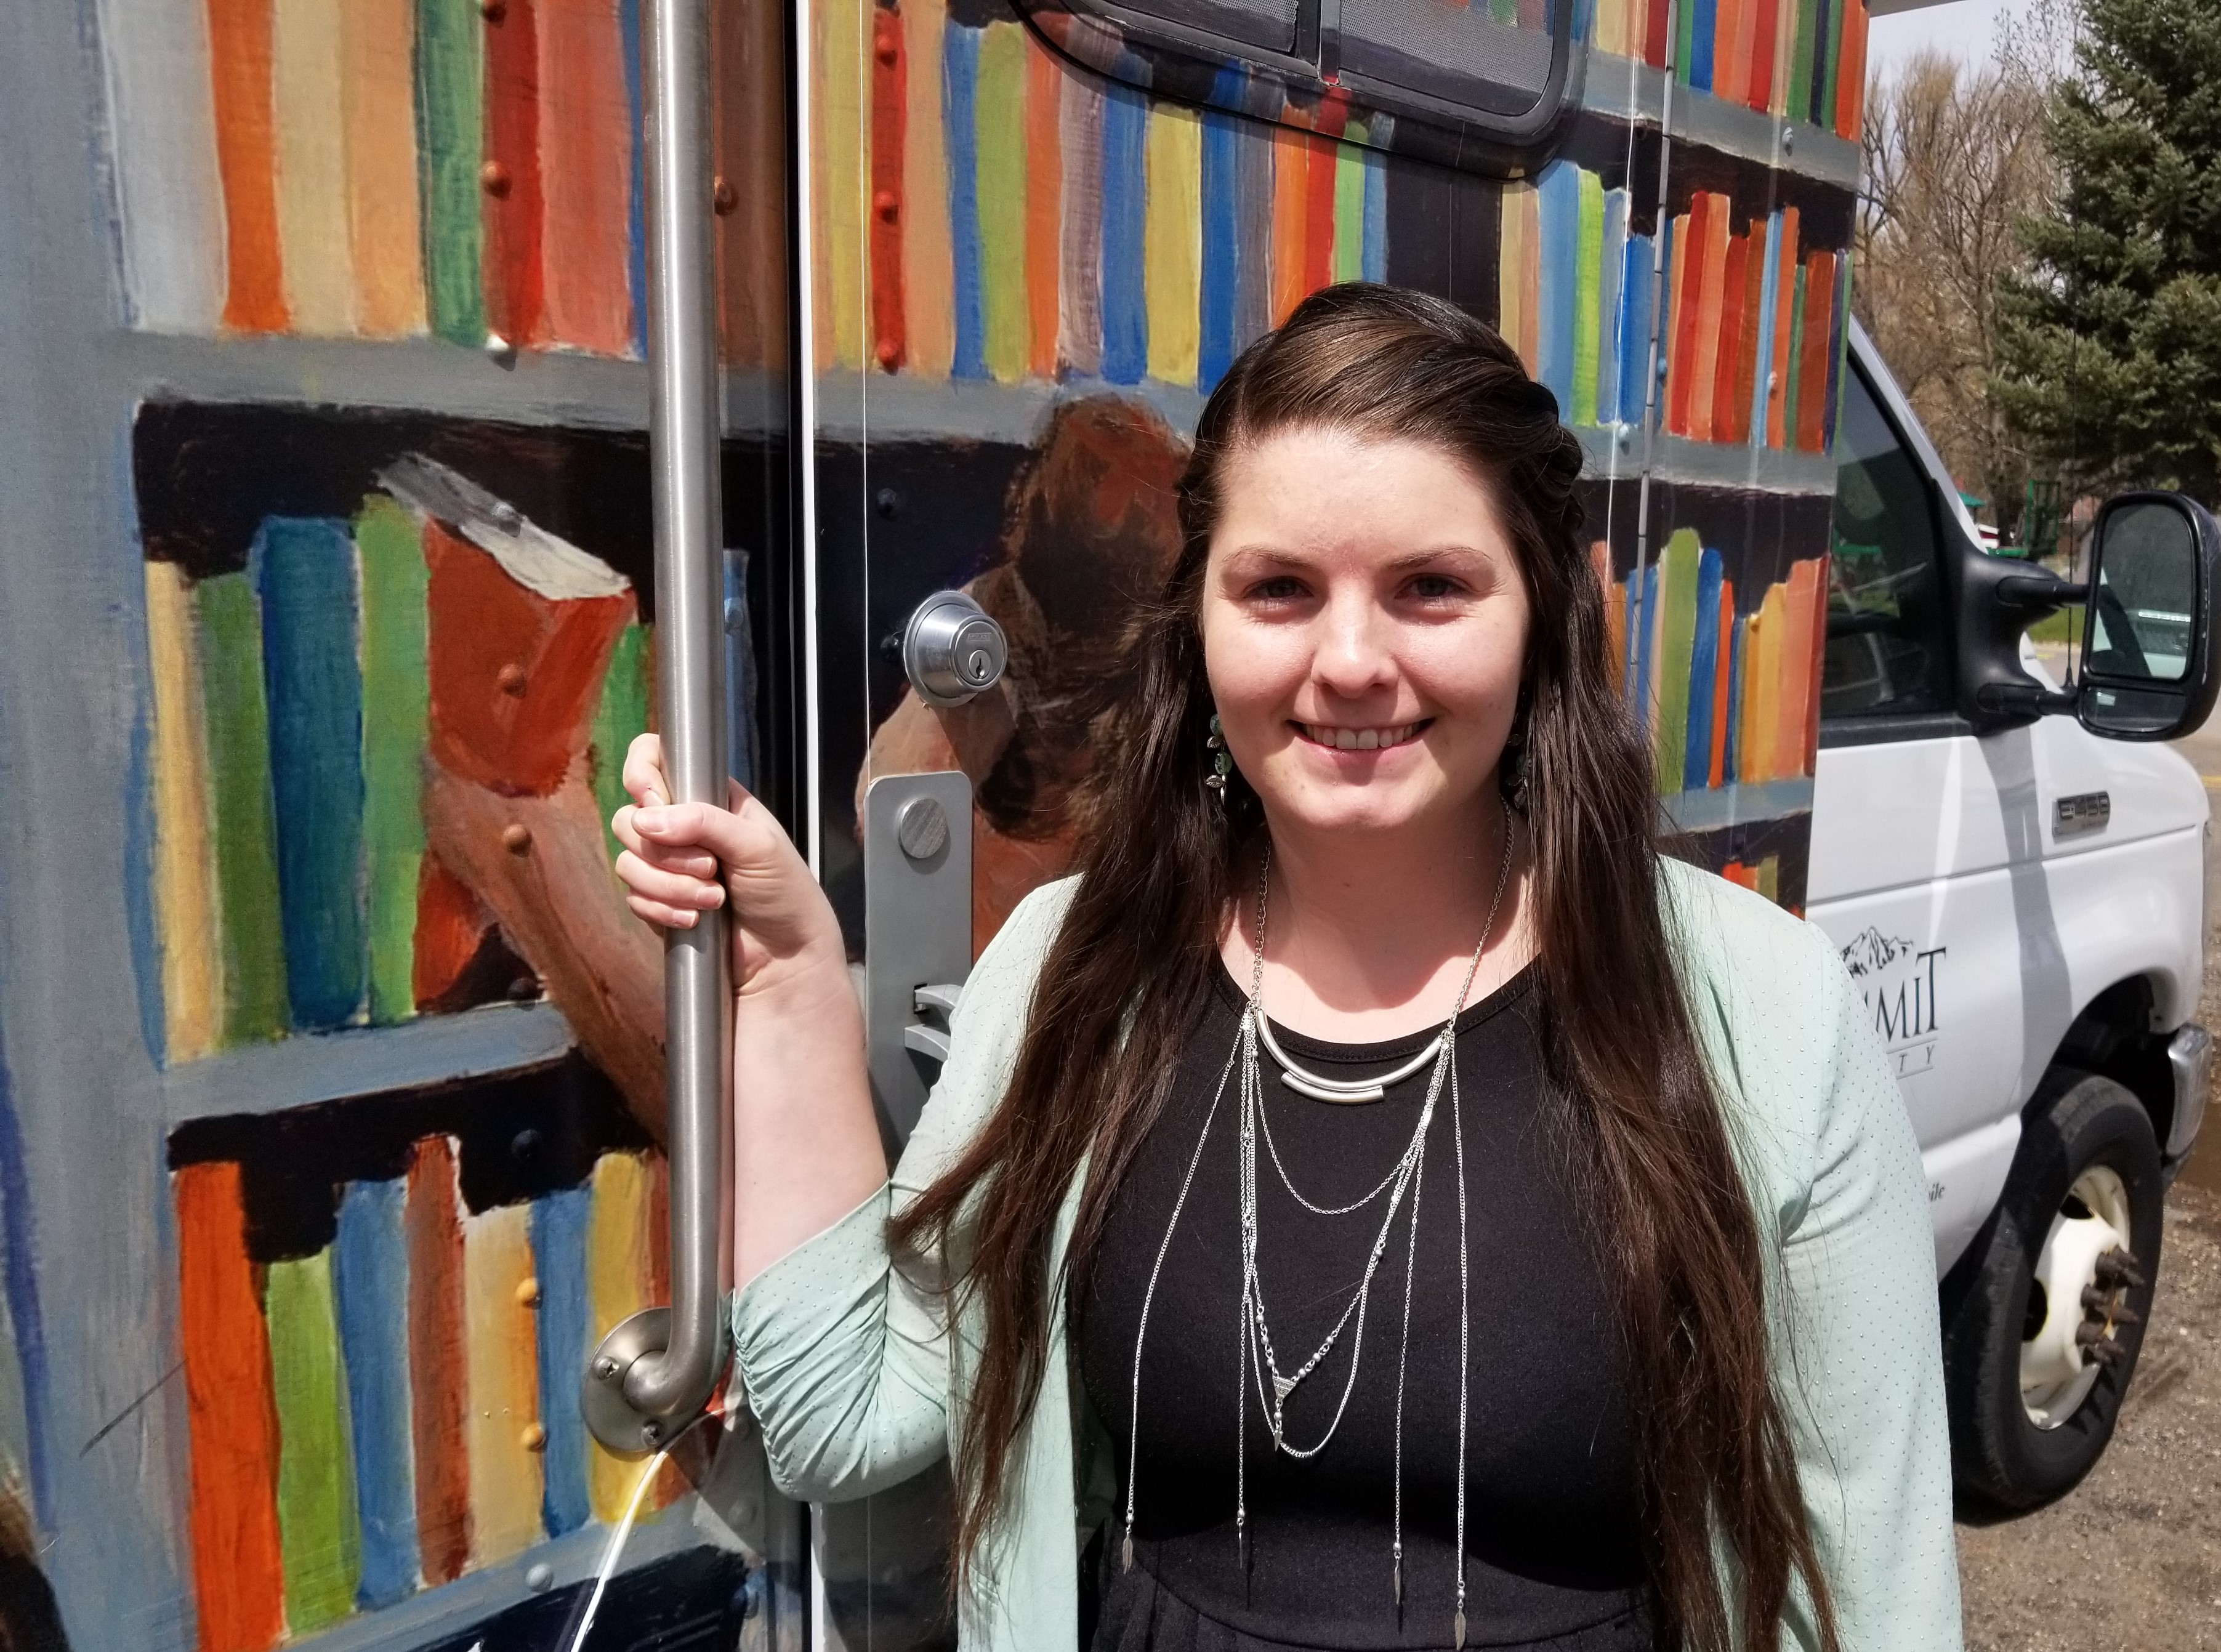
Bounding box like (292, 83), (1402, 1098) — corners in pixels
(1581, 54), (1863, 193)
(159, 1002), (578, 1124)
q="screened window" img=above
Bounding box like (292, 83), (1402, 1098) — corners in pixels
(1821, 368), (1953, 719)
(1019, 0), (1579, 153)
(1115, 0), (1301, 54)
(1340, 0), (1560, 118)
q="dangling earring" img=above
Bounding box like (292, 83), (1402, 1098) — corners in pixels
(1502, 741), (1531, 813)
(1204, 713), (1231, 805)
(1501, 704), (1532, 814)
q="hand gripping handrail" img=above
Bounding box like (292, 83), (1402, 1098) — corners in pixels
(581, 0), (733, 1456)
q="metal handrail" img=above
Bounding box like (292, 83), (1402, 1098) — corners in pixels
(581, 0), (733, 1454)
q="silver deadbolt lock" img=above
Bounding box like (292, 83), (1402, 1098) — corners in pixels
(901, 590), (1008, 707)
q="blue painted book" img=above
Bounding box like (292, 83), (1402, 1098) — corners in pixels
(531, 1187), (594, 1539)
(1685, 546), (1725, 792)
(251, 518), (366, 1031)
(332, 1179), (419, 1608)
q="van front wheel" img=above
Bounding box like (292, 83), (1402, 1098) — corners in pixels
(1942, 1071), (2164, 1513)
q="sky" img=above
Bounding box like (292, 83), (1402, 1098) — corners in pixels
(1865, 0), (2074, 84)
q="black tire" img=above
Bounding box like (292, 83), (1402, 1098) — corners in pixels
(1941, 1070), (2164, 1514)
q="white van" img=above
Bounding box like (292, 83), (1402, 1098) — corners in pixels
(1806, 321), (2217, 1510)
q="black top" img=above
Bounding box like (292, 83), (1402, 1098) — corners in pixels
(1073, 963), (1653, 1651)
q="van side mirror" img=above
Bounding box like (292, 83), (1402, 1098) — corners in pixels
(2078, 492), (2221, 741)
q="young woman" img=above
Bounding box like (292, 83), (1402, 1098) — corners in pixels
(610, 285), (1961, 1651)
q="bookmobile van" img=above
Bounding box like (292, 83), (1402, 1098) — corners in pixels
(1, 0), (2217, 1646)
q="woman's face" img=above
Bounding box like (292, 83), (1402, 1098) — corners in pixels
(1199, 427), (1532, 842)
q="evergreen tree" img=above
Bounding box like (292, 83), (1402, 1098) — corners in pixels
(1993, 0), (2221, 501)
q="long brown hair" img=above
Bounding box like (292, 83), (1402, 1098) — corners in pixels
(892, 283), (1837, 1652)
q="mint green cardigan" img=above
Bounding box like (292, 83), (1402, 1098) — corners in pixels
(732, 863), (1964, 1649)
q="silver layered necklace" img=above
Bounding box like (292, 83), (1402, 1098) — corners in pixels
(1121, 817), (1517, 1652)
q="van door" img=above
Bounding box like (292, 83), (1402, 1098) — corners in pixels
(1808, 338), (2064, 1275)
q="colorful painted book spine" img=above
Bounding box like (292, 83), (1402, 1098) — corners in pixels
(1537, 162), (1579, 410)
(331, 1177), (419, 1609)
(538, 0), (636, 356)
(1774, 558), (1824, 776)
(1573, 171), (1605, 425)
(1653, 529), (1701, 794)
(341, 0), (428, 337)
(1715, 228), (1751, 443)
(1498, 182), (1530, 375)
(482, 0), (547, 349)
(1712, 0), (1741, 100)
(1723, 609), (1746, 781)
(357, 494), (429, 1027)
(1634, 560), (1659, 724)
(1749, 0), (1781, 111)
(1302, 99), (1347, 300)
(1684, 545), (1725, 791)
(195, 572), (291, 1046)
(1025, 41), (1065, 377)
(405, 1136), (472, 1586)
(889, 0), (946, 371)
(208, 0), (289, 332)
(585, 1153), (654, 1522)
(462, 1201), (543, 1565)
(1332, 118), (1368, 285)
(1791, 0), (1822, 123)
(272, 0), (356, 335)
(414, 0), (487, 345)
(810, 0), (863, 370)
(977, 22), (1030, 384)
(1618, 230), (1653, 427)
(1836, 0), (1868, 139)
(1826, 250), (1852, 448)
(1709, 575), (1735, 787)
(267, 1249), (362, 1630)
(1752, 581), (1787, 778)
(1200, 75), (1244, 393)
(530, 1187), (594, 1537)
(1665, 206), (1696, 435)
(145, 562), (224, 1063)
(1596, 188), (1627, 426)
(1689, 195), (1731, 440)
(1748, 212), (1782, 446)
(1144, 102), (1203, 388)
(175, 1160), (286, 1652)
(1796, 250), (1835, 452)
(1099, 80), (1148, 384)
(252, 517), (368, 1033)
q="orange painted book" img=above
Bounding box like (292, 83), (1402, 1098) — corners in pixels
(1665, 208), (1695, 435)
(1795, 250), (1837, 453)
(378, 455), (635, 799)
(1688, 194), (1731, 440)
(1773, 558), (1823, 777)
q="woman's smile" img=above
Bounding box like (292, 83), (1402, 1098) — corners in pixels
(1290, 718), (1432, 752)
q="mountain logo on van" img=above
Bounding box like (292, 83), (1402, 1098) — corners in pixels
(1839, 927), (1946, 1078)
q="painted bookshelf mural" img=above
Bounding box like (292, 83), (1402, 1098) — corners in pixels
(1587, 0), (1868, 133)
(1597, 529), (1826, 901)
(124, 402), (799, 1650)
(1497, 166), (1847, 451)
(99, 0), (788, 362)
(169, 1102), (682, 1648)
(141, 454), (652, 1065)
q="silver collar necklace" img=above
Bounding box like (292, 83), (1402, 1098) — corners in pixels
(1120, 816), (1517, 1651)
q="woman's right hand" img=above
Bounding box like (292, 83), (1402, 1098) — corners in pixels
(610, 733), (844, 1001)
(611, 733), (885, 1278)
